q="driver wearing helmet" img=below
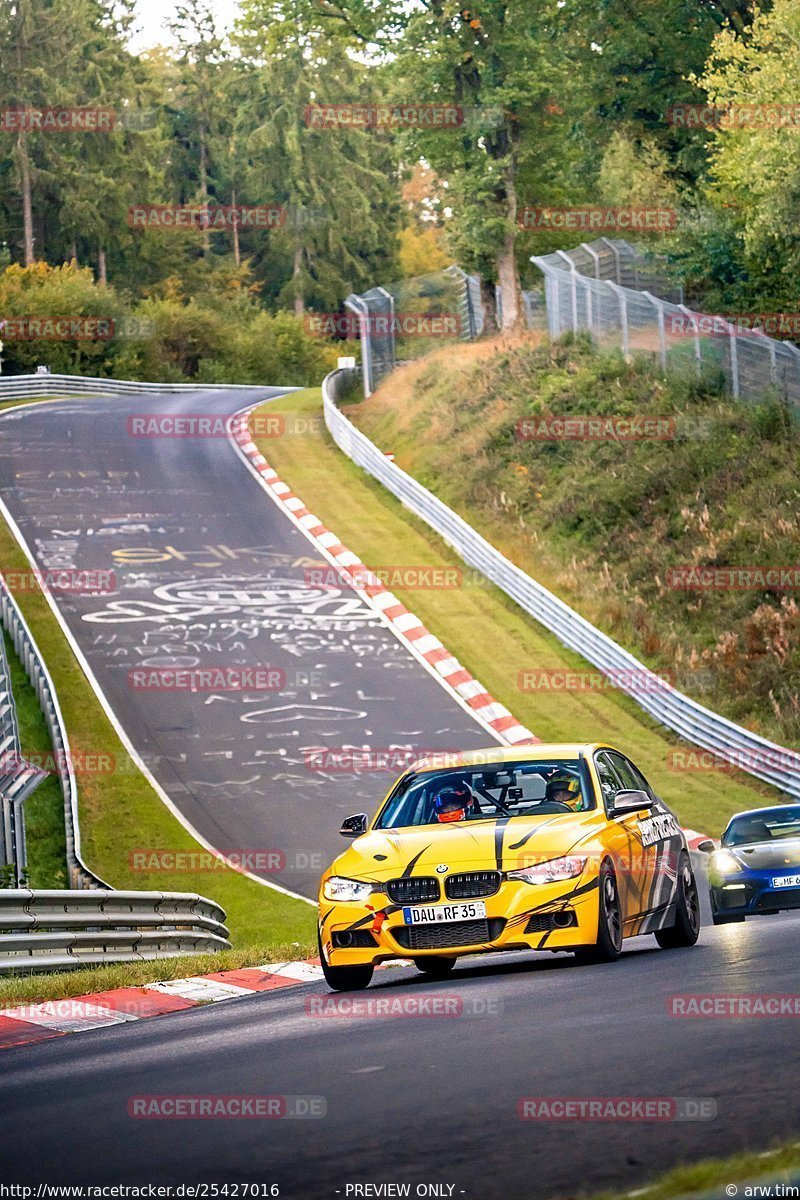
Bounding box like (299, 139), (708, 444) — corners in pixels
(545, 772), (585, 811)
(433, 779), (473, 824)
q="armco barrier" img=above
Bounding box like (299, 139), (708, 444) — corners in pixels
(323, 368), (800, 801)
(0, 574), (106, 889)
(0, 373), (264, 398)
(0, 889), (230, 972)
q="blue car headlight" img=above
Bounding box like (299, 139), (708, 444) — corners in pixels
(322, 876), (374, 903)
(712, 850), (743, 876)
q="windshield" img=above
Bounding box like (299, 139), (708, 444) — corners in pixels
(375, 759), (594, 830)
(723, 807), (800, 847)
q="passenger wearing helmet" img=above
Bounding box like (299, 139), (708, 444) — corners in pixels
(433, 779), (473, 824)
(545, 772), (584, 811)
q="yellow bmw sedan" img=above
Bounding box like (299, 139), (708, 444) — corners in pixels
(317, 743), (700, 990)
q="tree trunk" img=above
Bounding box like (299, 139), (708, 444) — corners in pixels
(496, 162), (521, 332)
(198, 120), (211, 256)
(70, 239), (77, 264)
(18, 131), (34, 265)
(231, 188), (240, 266)
(98, 245), (107, 286)
(293, 241), (305, 317)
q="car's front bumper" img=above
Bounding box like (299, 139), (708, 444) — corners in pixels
(319, 875), (601, 967)
(711, 872), (800, 919)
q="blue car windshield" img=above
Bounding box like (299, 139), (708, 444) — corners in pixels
(375, 759), (595, 830)
(723, 807), (800, 847)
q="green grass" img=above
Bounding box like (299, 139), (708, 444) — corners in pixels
(252, 388), (767, 839)
(586, 1140), (800, 1200)
(0, 939), (316, 1007)
(349, 335), (800, 749)
(2, 630), (68, 888)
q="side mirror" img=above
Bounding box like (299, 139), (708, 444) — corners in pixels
(340, 813), (368, 838)
(611, 789), (654, 816)
(696, 839), (716, 853)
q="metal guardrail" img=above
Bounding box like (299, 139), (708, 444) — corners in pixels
(0, 575), (106, 889)
(0, 889), (230, 972)
(0, 612), (47, 885)
(0, 373), (264, 398)
(323, 368), (800, 801)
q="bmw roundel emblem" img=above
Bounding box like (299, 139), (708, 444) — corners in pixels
(436, 864), (448, 874)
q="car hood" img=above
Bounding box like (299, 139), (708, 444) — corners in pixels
(331, 813), (601, 882)
(730, 839), (800, 871)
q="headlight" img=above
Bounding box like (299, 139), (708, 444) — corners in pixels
(712, 850), (742, 876)
(507, 856), (587, 885)
(322, 876), (374, 903)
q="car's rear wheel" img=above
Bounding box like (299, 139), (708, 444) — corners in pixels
(574, 860), (623, 965)
(318, 932), (374, 992)
(655, 852), (700, 948)
(413, 956), (456, 979)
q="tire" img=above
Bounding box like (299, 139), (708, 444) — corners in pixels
(413, 956), (457, 979)
(318, 932), (374, 992)
(574, 860), (623, 965)
(655, 852), (700, 948)
(712, 912), (745, 926)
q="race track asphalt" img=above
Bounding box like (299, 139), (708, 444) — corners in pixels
(0, 389), (493, 896)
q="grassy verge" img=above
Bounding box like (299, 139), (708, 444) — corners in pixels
(3, 630), (68, 888)
(0, 939), (316, 1008)
(350, 335), (800, 748)
(587, 1141), (800, 1200)
(252, 387), (767, 838)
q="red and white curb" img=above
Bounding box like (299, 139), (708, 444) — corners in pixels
(0, 957), (346, 1051)
(229, 411), (714, 850)
(229, 413), (536, 747)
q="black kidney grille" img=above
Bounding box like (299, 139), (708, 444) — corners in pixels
(385, 876), (440, 904)
(445, 871), (501, 899)
(392, 917), (506, 951)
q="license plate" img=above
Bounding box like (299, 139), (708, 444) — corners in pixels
(403, 901), (486, 925)
(771, 874), (800, 889)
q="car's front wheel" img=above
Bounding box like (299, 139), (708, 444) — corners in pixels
(413, 956), (456, 979)
(318, 933), (374, 992)
(655, 852), (700, 948)
(574, 860), (623, 965)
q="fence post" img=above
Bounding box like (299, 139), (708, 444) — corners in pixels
(600, 237), (622, 284)
(580, 241), (602, 280)
(642, 291), (667, 370)
(678, 305), (702, 378)
(728, 323), (741, 399)
(375, 287), (396, 372)
(606, 281), (630, 360)
(344, 294), (372, 397)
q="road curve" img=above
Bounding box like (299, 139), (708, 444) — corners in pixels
(1, 895), (798, 1197)
(0, 389), (492, 897)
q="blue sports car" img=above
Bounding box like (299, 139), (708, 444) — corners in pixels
(709, 804), (800, 925)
